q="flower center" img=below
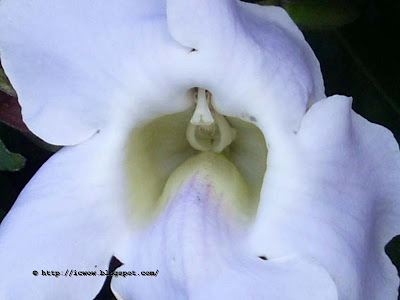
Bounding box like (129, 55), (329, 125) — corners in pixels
(186, 88), (236, 153)
(124, 88), (268, 226)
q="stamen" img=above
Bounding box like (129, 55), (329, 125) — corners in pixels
(212, 113), (236, 153)
(186, 88), (236, 153)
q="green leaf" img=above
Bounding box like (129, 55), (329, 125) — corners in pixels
(254, 0), (280, 5)
(0, 63), (16, 97)
(256, 0), (361, 29)
(0, 138), (26, 171)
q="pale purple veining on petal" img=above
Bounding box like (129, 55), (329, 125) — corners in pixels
(111, 171), (338, 299)
(148, 172), (247, 290)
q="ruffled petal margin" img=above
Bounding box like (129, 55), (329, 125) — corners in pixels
(251, 95), (400, 299)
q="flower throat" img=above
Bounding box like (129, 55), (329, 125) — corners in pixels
(125, 87), (267, 225)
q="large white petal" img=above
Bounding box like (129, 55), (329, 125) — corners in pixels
(0, 0), (192, 145)
(167, 0), (325, 135)
(0, 127), (131, 299)
(0, 0), (326, 147)
(250, 95), (400, 299)
(111, 166), (337, 299)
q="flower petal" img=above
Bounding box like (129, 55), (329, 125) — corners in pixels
(111, 257), (337, 300)
(167, 0), (324, 134)
(0, 128), (130, 299)
(111, 152), (337, 299)
(250, 95), (400, 299)
(1, 0), (325, 146)
(0, 0), (190, 145)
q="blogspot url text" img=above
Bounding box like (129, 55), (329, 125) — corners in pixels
(32, 269), (159, 278)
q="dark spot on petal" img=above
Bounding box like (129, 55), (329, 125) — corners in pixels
(250, 116), (257, 122)
(190, 48), (198, 53)
(258, 255), (268, 260)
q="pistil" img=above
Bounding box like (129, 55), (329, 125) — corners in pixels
(186, 88), (236, 153)
(190, 89), (214, 126)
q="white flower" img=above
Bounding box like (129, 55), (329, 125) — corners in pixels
(0, 0), (399, 299)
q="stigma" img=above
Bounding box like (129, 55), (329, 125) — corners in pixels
(190, 89), (214, 126)
(186, 88), (236, 153)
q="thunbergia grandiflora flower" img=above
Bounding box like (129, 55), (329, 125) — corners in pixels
(0, 0), (399, 299)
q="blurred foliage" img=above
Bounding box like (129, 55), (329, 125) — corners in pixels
(258, 0), (362, 29)
(0, 62), (16, 97)
(0, 91), (30, 132)
(304, 0), (400, 142)
(0, 122), (53, 212)
(0, 138), (25, 172)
